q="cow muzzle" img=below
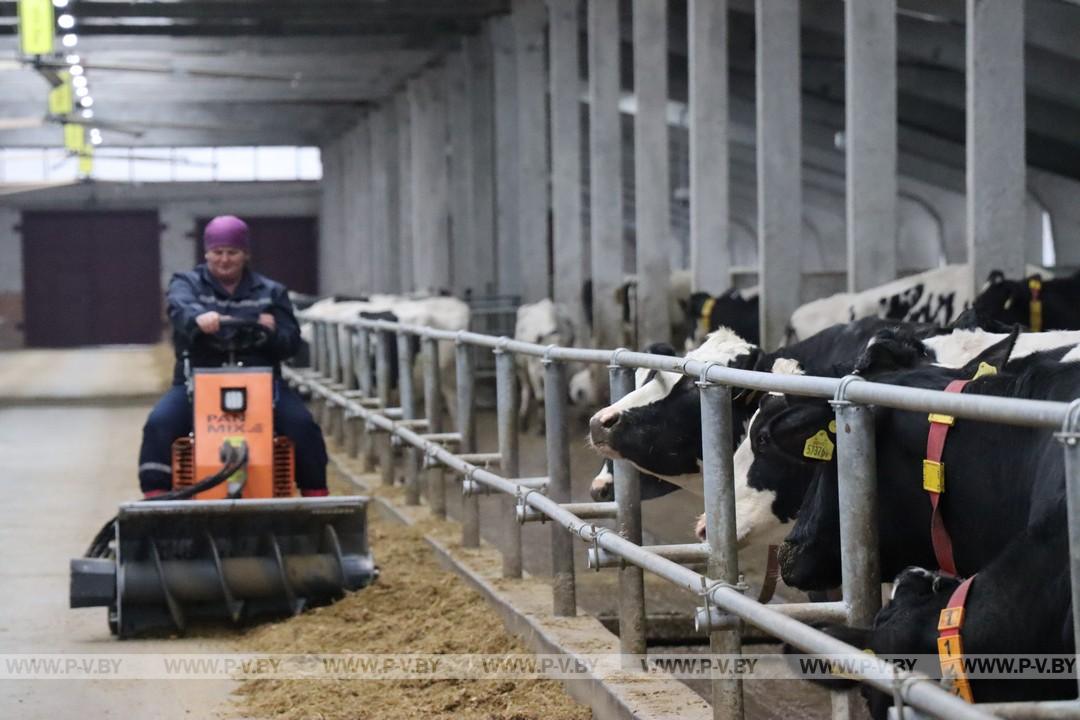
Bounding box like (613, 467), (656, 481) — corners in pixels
(589, 409), (621, 450)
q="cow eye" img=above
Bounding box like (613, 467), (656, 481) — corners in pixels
(755, 432), (769, 448)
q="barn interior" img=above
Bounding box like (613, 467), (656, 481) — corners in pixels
(2, 2), (1080, 720)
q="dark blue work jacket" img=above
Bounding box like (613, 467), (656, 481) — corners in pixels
(167, 264), (301, 384)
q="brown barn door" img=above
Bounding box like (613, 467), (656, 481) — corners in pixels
(22, 211), (161, 347)
(194, 216), (318, 295)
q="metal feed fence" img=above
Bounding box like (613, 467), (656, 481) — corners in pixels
(287, 317), (1080, 720)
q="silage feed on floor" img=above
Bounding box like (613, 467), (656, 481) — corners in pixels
(231, 515), (591, 720)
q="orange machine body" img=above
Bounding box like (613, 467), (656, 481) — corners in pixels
(171, 367), (295, 499)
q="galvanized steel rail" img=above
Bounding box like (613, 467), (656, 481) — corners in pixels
(288, 315), (1080, 720)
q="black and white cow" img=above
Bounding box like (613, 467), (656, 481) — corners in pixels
(754, 336), (1080, 591)
(788, 265), (972, 341)
(973, 270), (1080, 331)
(683, 287), (760, 349)
(587, 317), (946, 542)
(587, 342), (682, 503)
(803, 498), (1073, 717)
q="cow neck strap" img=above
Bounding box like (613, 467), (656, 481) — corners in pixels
(1029, 277), (1043, 332)
(923, 378), (971, 576)
(699, 297), (717, 337)
(937, 575), (976, 703)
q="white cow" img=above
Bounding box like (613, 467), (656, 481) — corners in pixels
(514, 299), (578, 431)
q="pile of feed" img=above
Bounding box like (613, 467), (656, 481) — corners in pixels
(232, 513), (591, 720)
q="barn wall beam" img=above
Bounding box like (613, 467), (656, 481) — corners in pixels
(756, 0), (802, 350)
(491, 15), (522, 298)
(966, 0), (1026, 288)
(395, 91), (415, 293)
(513, 0), (551, 303)
(467, 31), (498, 298)
(845, 0), (897, 292)
(409, 68), (452, 294)
(588, 0), (625, 349)
(688, 0), (730, 296)
(633, 0), (672, 346)
(447, 46), (478, 297)
(370, 105), (400, 294)
(548, 0), (586, 334)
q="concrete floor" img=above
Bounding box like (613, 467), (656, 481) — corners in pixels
(0, 348), (236, 719)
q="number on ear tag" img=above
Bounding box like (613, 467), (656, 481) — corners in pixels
(803, 430), (835, 461)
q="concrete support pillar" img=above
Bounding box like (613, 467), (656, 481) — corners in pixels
(688, 0), (730, 295)
(633, 0), (671, 345)
(448, 47), (477, 298)
(966, 0), (1026, 288)
(318, 138), (345, 295)
(396, 91), (415, 293)
(588, 0), (624, 349)
(348, 117), (374, 294)
(756, 0), (802, 351)
(370, 106), (400, 294)
(548, 0), (586, 335)
(846, 0), (897, 292)
(409, 69), (452, 294)
(514, 0), (550, 303)
(466, 32), (498, 298)
(491, 16), (521, 298)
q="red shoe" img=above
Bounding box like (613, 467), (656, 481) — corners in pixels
(300, 488), (329, 497)
(143, 489), (168, 499)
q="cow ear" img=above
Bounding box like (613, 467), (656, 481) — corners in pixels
(961, 325), (1020, 376)
(986, 270), (1006, 285)
(853, 330), (928, 376)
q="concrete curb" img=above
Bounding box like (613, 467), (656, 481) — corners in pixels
(329, 452), (713, 720)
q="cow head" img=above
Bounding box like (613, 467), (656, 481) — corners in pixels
(973, 270), (1038, 328)
(587, 328), (761, 485)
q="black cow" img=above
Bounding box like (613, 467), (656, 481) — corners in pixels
(800, 497), (1073, 717)
(755, 333), (1080, 591)
(974, 270), (1080, 331)
(683, 288), (760, 348)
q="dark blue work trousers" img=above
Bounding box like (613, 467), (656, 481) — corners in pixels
(138, 381), (328, 494)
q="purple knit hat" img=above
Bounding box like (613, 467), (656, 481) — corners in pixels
(204, 215), (251, 252)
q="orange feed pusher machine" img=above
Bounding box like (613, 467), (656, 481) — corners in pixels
(70, 324), (376, 638)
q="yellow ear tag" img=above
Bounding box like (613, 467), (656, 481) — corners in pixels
(828, 420), (837, 434)
(972, 362), (998, 380)
(803, 430), (835, 461)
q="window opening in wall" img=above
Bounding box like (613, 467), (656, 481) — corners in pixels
(0, 147), (322, 184)
(1041, 210), (1056, 268)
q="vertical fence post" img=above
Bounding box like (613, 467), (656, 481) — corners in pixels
(375, 329), (395, 487)
(356, 327), (375, 471)
(459, 339), (483, 545)
(343, 325), (358, 390)
(399, 332), (421, 506)
(312, 322), (325, 377)
(698, 374), (744, 719)
(610, 359), (647, 664)
(426, 337), (447, 518)
(832, 377), (881, 628)
(343, 325), (361, 458)
(495, 345), (521, 570)
(331, 323), (347, 447)
(544, 354), (576, 616)
(327, 321), (342, 386)
(1059, 401), (1080, 696)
